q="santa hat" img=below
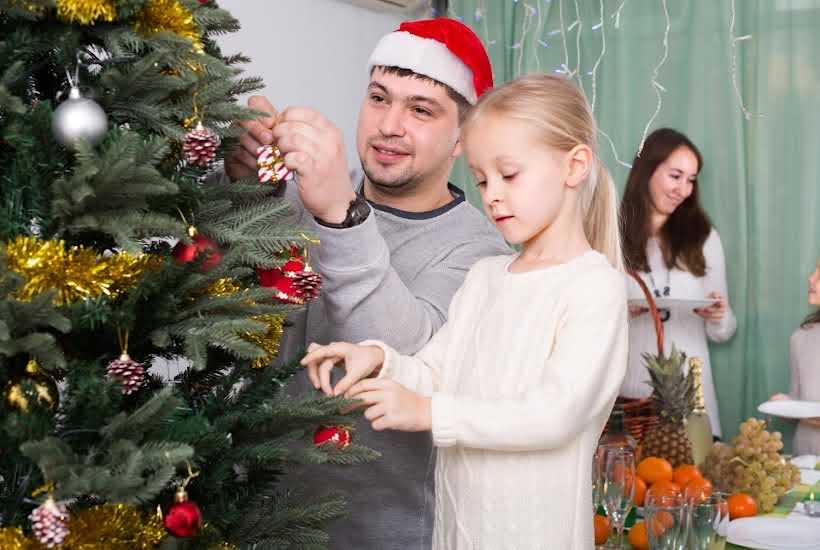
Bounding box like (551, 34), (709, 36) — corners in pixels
(367, 18), (493, 105)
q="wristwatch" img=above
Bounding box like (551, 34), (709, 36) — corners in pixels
(315, 194), (371, 229)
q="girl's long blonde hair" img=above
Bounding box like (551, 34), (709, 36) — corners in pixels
(463, 74), (623, 270)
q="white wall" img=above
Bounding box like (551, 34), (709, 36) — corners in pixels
(216, 0), (409, 168)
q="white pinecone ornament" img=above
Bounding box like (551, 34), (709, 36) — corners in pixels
(106, 353), (146, 395)
(30, 497), (68, 548)
(183, 123), (219, 167)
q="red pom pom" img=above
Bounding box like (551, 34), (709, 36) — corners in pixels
(172, 233), (221, 271)
(164, 500), (202, 538)
(313, 426), (351, 449)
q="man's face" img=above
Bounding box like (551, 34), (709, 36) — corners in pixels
(356, 67), (462, 194)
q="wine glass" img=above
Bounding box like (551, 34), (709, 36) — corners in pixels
(644, 492), (687, 550)
(592, 446), (606, 514)
(688, 492), (729, 550)
(601, 447), (635, 549)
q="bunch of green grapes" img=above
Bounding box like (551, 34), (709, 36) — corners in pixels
(702, 418), (801, 512)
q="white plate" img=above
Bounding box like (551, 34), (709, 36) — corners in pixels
(791, 455), (820, 470)
(628, 297), (717, 311)
(728, 516), (820, 550)
(758, 400), (820, 420)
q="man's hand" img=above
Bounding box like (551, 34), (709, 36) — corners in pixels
(273, 107), (356, 223)
(347, 378), (432, 432)
(225, 95), (278, 181)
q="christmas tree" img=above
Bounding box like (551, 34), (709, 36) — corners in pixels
(0, 1), (375, 548)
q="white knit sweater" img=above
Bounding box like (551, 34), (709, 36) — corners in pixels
(366, 251), (629, 550)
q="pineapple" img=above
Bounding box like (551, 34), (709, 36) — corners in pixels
(640, 346), (696, 468)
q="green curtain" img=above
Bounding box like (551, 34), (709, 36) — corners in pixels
(447, 0), (820, 444)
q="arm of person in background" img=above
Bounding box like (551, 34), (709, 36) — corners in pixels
(349, 269), (629, 451)
(695, 229), (737, 342)
(272, 105), (504, 352)
(789, 332), (820, 428)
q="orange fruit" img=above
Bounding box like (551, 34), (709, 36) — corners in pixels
(594, 514), (610, 545)
(650, 510), (675, 536)
(627, 520), (649, 550)
(684, 477), (713, 502)
(637, 457), (674, 484)
(634, 476), (647, 507)
(647, 479), (682, 500)
(727, 493), (758, 519)
(673, 464), (702, 487)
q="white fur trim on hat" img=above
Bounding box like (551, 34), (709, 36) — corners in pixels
(367, 31), (477, 104)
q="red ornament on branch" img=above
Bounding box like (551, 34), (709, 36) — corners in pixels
(172, 226), (221, 271)
(313, 426), (351, 449)
(164, 486), (202, 538)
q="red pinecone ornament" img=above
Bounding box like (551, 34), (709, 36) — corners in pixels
(30, 497), (68, 548)
(172, 226), (221, 271)
(183, 123), (219, 167)
(313, 426), (351, 449)
(257, 249), (322, 304)
(164, 487), (202, 538)
(290, 269), (322, 303)
(106, 353), (146, 395)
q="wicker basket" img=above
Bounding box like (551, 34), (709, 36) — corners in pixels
(603, 271), (665, 444)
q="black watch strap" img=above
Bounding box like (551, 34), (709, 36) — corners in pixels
(315, 194), (371, 229)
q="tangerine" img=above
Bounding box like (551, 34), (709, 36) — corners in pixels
(637, 457), (674, 484)
(633, 476), (647, 507)
(684, 477), (713, 502)
(594, 514), (610, 545)
(727, 493), (758, 519)
(672, 464), (702, 487)
(627, 520), (649, 550)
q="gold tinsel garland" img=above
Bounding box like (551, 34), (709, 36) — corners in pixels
(0, 527), (29, 550)
(62, 504), (166, 549)
(0, 504), (165, 549)
(5, 236), (162, 306)
(55, 0), (117, 25)
(244, 314), (285, 369)
(134, 0), (203, 53)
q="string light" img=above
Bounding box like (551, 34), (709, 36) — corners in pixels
(532, 1), (546, 70)
(612, 0), (628, 29)
(729, 0), (759, 120)
(636, 0), (670, 156)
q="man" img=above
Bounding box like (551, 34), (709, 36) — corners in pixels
(226, 18), (508, 549)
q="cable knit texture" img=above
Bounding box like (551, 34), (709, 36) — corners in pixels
(365, 251), (629, 550)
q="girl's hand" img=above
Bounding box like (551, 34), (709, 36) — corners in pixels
(769, 393), (791, 402)
(694, 292), (727, 321)
(301, 342), (384, 396)
(347, 378), (432, 432)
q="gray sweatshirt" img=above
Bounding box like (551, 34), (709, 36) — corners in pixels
(280, 179), (509, 550)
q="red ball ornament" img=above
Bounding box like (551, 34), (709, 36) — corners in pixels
(164, 487), (202, 538)
(313, 426), (351, 449)
(172, 226), (221, 271)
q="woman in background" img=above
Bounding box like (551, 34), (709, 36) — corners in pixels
(619, 128), (736, 438)
(771, 258), (820, 455)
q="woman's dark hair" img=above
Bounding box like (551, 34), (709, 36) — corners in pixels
(620, 128), (712, 276)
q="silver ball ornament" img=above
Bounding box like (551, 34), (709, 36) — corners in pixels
(52, 87), (108, 148)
